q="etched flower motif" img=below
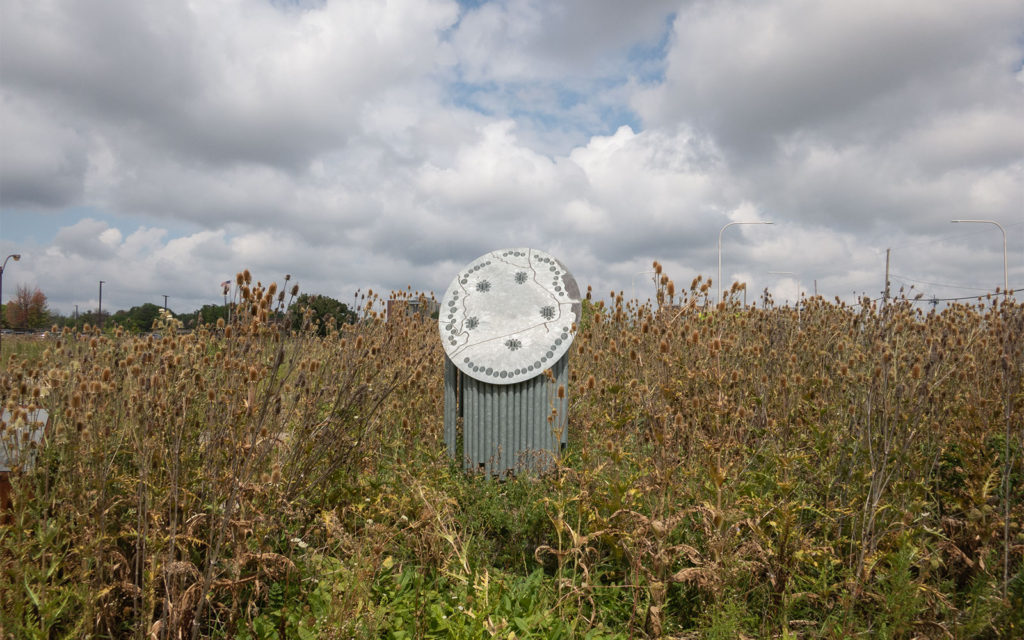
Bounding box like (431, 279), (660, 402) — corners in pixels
(476, 280), (491, 293)
(465, 316), (479, 330)
(514, 271), (528, 284)
(505, 338), (522, 351)
(540, 305), (556, 320)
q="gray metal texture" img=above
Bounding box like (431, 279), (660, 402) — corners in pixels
(444, 357), (459, 458)
(443, 351), (568, 476)
(439, 248), (581, 385)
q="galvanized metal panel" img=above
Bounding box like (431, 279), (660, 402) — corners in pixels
(464, 373), (476, 470)
(444, 357), (458, 458)
(554, 353), (569, 447)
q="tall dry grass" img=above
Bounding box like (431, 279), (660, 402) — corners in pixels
(0, 266), (1021, 639)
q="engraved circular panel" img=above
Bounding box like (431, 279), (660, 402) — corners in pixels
(439, 248), (581, 384)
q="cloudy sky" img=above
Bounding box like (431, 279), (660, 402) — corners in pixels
(1, 0), (1022, 316)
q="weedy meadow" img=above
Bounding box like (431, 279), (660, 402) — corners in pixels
(0, 266), (1021, 639)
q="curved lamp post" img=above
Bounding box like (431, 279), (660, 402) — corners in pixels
(1, 253), (22, 359)
(951, 219), (1008, 297)
(718, 221), (773, 305)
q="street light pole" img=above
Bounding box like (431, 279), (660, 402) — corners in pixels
(718, 221), (773, 305)
(951, 219), (1009, 297)
(98, 281), (105, 329)
(1, 253), (22, 359)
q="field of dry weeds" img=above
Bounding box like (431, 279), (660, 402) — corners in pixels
(1, 268), (1021, 639)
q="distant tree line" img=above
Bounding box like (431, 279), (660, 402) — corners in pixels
(7, 287), (358, 334)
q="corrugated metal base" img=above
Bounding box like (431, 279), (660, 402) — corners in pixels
(444, 353), (568, 476)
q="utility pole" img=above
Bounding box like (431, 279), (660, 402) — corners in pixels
(883, 249), (891, 305)
(163, 295), (169, 312)
(74, 304), (78, 327)
(814, 280), (818, 297)
(98, 281), (105, 329)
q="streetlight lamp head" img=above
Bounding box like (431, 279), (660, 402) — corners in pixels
(12, 255), (19, 261)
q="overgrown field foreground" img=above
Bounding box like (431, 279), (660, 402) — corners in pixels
(1, 272), (1022, 639)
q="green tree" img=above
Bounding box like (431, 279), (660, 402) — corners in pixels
(196, 303), (229, 325)
(109, 303), (163, 333)
(4, 285), (49, 329)
(290, 293), (356, 336)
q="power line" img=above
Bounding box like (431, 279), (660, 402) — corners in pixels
(888, 273), (992, 292)
(911, 293), (1006, 303)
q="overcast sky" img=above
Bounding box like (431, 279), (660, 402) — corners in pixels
(1, 0), (1022, 316)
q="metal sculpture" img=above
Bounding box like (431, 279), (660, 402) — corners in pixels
(440, 248), (581, 475)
